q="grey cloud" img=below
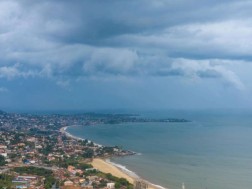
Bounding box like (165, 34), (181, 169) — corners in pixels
(111, 20), (252, 60)
(169, 59), (245, 90)
(196, 70), (222, 78)
(12, 0), (252, 45)
(0, 41), (246, 90)
(83, 48), (138, 75)
(0, 0), (250, 91)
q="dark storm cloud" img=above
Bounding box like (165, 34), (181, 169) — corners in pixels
(16, 0), (252, 46)
(0, 0), (251, 90)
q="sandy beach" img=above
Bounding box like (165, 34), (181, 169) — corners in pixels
(60, 126), (88, 141)
(62, 126), (166, 189)
(60, 126), (103, 147)
(60, 126), (77, 138)
(91, 158), (135, 184)
(61, 127), (136, 184)
(91, 158), (162, 189)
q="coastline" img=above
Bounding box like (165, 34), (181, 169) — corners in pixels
(60, 126), (103, 147)
(61, 126), (167, 189)
(91, 158), (136, 184)
(60, 126), (85, 141)
(91, 158), (166, 189)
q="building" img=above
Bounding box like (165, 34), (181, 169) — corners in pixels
(64, 180), (74, 186)
(0, 145), (7, 149)
(107, 183), (115, 189)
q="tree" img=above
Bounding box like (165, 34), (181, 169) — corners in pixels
(0, 174), (13, 189)
(82, 149), (94, 158)
(0, 155), (6, 166)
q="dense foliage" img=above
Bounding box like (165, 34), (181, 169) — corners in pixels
(0, 174), (13, 189)
(0, 155), (6, 166)
(105, 173), (133, 189)
(82, 148), (94, 158)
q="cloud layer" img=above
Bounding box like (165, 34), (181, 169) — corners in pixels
(1, 0), (252, 110)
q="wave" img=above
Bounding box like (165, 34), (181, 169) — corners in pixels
(106, 159), (139, 178)
(64, 126), (103, 147)
(151, 184), (168, 189)
(106, 159), (168, 189)
(66, 125), (168, 189)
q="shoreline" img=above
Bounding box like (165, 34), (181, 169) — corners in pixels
(60, 126), (103, 147)
(91, 158), (166, 189)
(103, 159), (167, 189)
(91, 158), (136, 184)
(61, 126), (168, 189)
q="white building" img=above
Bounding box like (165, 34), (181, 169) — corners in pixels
(0, 153), (7, 157)
(107, 183), (115, 189)
(64, 180), (74, 186)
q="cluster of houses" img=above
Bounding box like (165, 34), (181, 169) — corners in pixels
(62, 181), (115, 189)
(12, 175), (43, 189)
(0, 144), (8, 158)
(60, 165), (115, 189)
(0, 111), (137, 189)
(0, 130), (122, 189)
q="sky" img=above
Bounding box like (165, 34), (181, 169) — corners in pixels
(1, 0), (252, 111)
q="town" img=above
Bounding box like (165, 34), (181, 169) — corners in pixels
(0, 110), (142, 189)
(0, 110), (187, 189)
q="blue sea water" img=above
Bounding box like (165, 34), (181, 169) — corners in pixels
(67, 110), (252, 189)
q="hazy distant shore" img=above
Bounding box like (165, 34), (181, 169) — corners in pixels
(61, 125), (168, 189)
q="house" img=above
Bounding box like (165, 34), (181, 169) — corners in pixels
(64, 180), (74, 186)
(76, 169), (83, 175)
(17, 143), (26, 147)
(86, 176), (98, 182)
(35, 145), (43, 149)
(67, 165), (75, 172)
(16, 185), (28, 189)
(0, 145), (7, 149)
(27, 137), (36, 142)
(107, 183), (115, 189)
(79, 178), (85, 184)
(0, 150), (7, 157)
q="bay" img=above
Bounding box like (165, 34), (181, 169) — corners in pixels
(67, 110), (252, 189)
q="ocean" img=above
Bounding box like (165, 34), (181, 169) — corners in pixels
(66, 110), (252, 189)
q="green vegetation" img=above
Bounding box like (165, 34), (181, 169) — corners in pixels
(82, 148), (94, 158)
(13, 166), (52, 175)
(105, 173), (133, 189)
(0, 174), (13, 189)
(77, 163), (93, 170)
(86, 171), (133, 189)
(13, 166), (56, 189)
(39, 143), (53, 155)
(46, 154), (93, 169)
(79, 139), (89, 146)
(0, 155), (6, 166)
(0, 111), (161, 189)
(101, 146), (115, 154)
